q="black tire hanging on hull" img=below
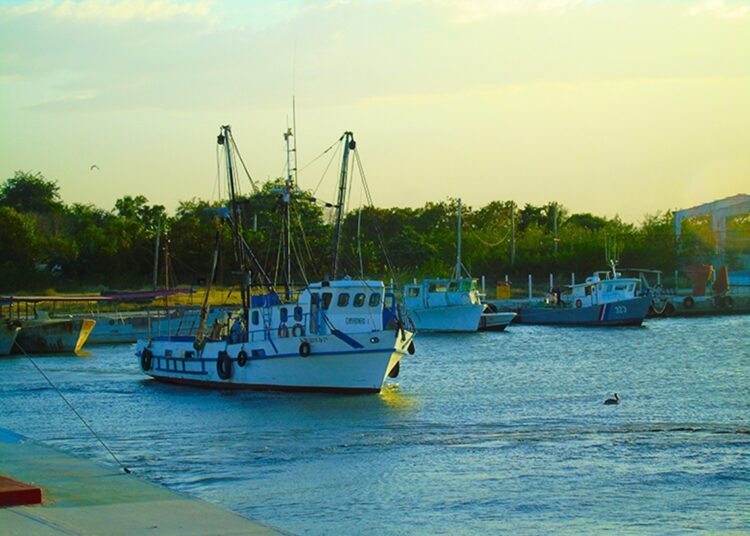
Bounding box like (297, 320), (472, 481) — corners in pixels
(388, 361), (400, 378)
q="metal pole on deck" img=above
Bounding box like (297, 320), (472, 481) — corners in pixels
(549, 273), (553, 290)
(528, 274), (532, 300)
(572, 272), (575, 286)
(674, 270), (679, 292)
(482, 276), (486, 296)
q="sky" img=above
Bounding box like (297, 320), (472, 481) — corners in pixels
(1, 0), (749, 222)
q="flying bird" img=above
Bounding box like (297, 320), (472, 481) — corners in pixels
(90, 164), (100, 171)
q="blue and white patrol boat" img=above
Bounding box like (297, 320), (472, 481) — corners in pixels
(136, 125), (413, 393)
(517, 267), (650, 326)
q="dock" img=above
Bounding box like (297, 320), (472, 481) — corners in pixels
(0, 428), (283, 535)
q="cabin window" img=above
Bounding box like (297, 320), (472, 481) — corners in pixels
(428, 283), (447, 292)
(369, 293), (381, 307)
(615, 284), (627, 291)
(354, 293), (366, 307)
(294, 306), (303, 321)
(338, 293), (350, 307)
(322, 292), (333, 310)
(311, 293), (319, 305)
(605, 284), (614, 293)
(407, 287), (419, 297)
(280, 307), (288, 323)
(585, 286), (592, 296)
(251, 311), (259, 325)
(448, 281), (459, 292)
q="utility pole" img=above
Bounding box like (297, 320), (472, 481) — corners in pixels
(152, 217), (161, 291)
(509, 201), (516, 267)
(552, 202), (558, 255)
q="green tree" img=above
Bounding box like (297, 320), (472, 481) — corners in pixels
(0, 171), (62, 213)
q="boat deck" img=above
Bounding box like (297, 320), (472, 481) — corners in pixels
(0, 428), (283, 535)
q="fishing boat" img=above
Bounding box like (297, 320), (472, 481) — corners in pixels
(136, 126), (413, 393)
(403, 200), (486, 332)
(517, 265), (650, 326)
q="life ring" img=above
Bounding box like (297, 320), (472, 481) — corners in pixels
(683, 296), (694, 309)
(292, 323), (305, 337)
(299, 341), (311, 357)
(140, 348), (153, 371)
(277, 324), (290, 338)
(217, 351), (232, 380)
(575, 299), (582, 308)
(408, 341), (416, 355)
(237, 349), (248, 367)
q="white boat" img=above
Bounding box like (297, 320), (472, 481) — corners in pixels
(404, 278), (484, 332)
(137, 125), (413, 393)
(82, 306), (230, 345)
(478, 307), (516, 332)
(404, 199), (498, 333)
(138, 280), (412, 393)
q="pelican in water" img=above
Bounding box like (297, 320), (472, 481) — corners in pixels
(604, 393), (620, 405)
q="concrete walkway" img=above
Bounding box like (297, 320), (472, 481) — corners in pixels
(0, 428), (284, 535)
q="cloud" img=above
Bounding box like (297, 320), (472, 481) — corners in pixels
(407, 0), (585, 22)
(1, 0), (213, 23)
(687, 0), (750, 18)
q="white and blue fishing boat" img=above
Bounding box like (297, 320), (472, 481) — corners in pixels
(517, 266), (650, 326)
(404, 199), (502, 332)
(137, 126), (413, 393)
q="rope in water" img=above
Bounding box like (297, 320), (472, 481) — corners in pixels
(16, 342), (131, 474)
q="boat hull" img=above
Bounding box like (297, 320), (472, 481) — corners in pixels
(407, 303), (483, 332)
(517, 296), (651, 326)
(0, 324), (20, 356)
(137, 329), (412, 394)
(13, 319), (96, 354)
(478, 312), (516, 332)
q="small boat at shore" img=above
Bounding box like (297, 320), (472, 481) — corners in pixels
(1, 321), (20, 355)
(1, 299), (96, 354)
(13, 314), (96, 354)
(478, 305), (516, 332)
(517, 266), (650, 326)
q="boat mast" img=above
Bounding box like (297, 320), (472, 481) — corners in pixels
(218, 125), (249, 313)
(331, 131), (355, 279)
(282, 127), (295, 300)
(454, 198), (462, 279)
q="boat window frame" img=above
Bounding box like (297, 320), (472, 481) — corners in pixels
(407, 287), (420, 297)
(353, 293), (366, 307)
(280, 307), (289, 323)
(337, 293), (350, 307)
(251, 310), (260, 326)
(369, 293), (381, 307)
(322, 292), (333, 310)
(294, 306), (303, 321)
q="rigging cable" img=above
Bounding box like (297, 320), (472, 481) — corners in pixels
(229, 134), (259, 193)
(16, 342), (130, 474)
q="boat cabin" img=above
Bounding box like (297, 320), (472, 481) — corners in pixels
(404, 278), (480, 310)
(557, 274), (640, 308)
(243, 280), (392, 343)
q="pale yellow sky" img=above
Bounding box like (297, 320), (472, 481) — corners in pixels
(1, 0), (748, 222)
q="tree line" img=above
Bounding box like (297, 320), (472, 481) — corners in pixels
(1, 170), (745, 294)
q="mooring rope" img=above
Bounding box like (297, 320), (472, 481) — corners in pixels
(15, 342), (131, 474)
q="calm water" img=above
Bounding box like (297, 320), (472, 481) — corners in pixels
(1, 316), (749, 534)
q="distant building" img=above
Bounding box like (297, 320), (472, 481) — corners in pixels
(674, 194), (750, 270)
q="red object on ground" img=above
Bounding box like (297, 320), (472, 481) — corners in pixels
(684, 264), (714, 297)
(0, 476), (42, 507)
